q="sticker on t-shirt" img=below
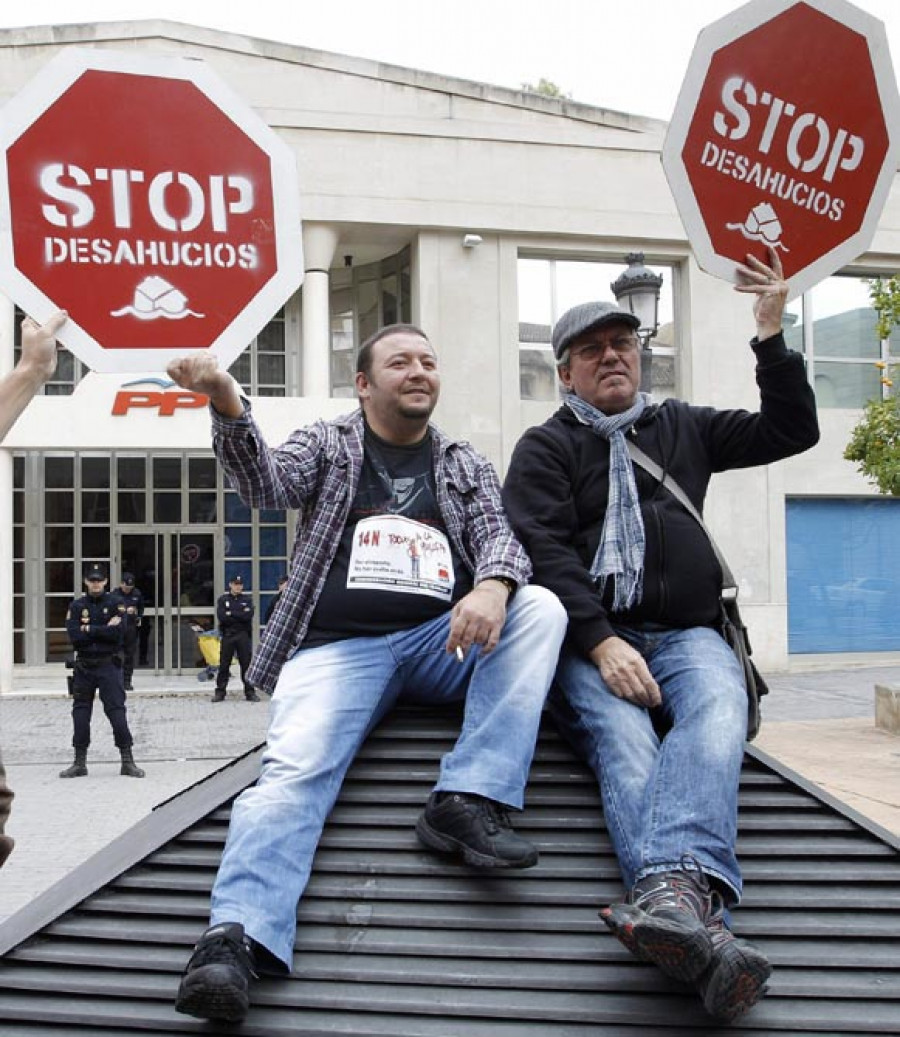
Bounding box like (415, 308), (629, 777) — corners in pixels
(348, 515), (455, 601)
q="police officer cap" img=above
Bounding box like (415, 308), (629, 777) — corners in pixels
(122, 572), (135, 586)
(85, 564), (107, 581)
(230, 574), (244, 584)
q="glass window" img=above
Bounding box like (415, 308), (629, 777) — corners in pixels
(189, 493), (217, 523)
(46, 526), (74, 556)
(329, 248), (412, 396)
(154, 457), (182, 489)
(260, 527), (287, 556)
(118, 491), (146, 524)
(46, 561), (74, 589)
(382, 274), (399, 326)
(45, 492), (74, 524)
(82, 527), (110, 558)
(82, 491), (110, 523)
(228, 308), (288, 395)
(784, 273), (897, 408)
(118, 456), (145, 488)
(154, 493), (182, 524)
(517, 255), (676, 403)
(46, 597), (70, 627)
(188, 457), (217, 488)
(82, 456), (110, 488)
(225, 493), (251, 523)
(225, 527), (252, 556)
(45, 456), (74, 488)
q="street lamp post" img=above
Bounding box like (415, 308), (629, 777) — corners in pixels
(611, 253), (663, 392)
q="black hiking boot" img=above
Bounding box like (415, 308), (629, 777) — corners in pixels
(601, 863), (714, 982)
(416, 791), (538, 869)
(59, 748), (88, 778)
(119, 747), (145, 778)
(175, 922), (258, 1022)
(696, 894), (772, 1021)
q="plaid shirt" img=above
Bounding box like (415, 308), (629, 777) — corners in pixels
(212, 406), (532, 693)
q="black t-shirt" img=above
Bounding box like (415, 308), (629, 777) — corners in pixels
(303, 426), (472, 648)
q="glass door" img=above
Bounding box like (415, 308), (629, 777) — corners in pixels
(118, 530), (217, 676)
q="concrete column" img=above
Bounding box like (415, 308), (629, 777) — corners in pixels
(301, 223), (339, 397)
(0, 292), (17, 695)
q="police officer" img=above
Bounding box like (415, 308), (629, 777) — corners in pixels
(61, 564), (145, 779)
(214, 574), (258, 702)
(110, 572), (144, 691)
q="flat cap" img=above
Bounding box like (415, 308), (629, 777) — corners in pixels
(552, 301), (640, 360)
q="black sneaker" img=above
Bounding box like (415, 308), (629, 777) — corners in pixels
(415, 791), (538, 869)
(601, 864), (713, 983)
(175, 922), (258, 1022)
(696, 894), (772, 1021)
(245, 689), (261, 702)
(211, 691), (226, 702)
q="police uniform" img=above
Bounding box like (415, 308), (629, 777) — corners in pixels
(215, 576), (258, 701)
(61, 565), (144, 778)
(110, 574), (144, 691)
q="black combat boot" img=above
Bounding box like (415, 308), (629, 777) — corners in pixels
(59, 748), (88, 778)
(119, 747), (146, 778)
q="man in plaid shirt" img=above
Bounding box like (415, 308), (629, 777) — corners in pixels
(169, 323), (567, 1023)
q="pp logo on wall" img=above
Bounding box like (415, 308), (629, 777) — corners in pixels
(662, 0), (900, 297)
(0, 48), (303, 372)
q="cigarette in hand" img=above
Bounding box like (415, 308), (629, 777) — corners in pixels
(455, 645), (465, 663)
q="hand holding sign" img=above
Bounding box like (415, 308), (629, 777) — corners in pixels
(735, 245), (789, 340)
(167, 353), (243, 419)
(19, 310), (68, 383)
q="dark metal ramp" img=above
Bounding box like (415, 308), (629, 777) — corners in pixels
(1, 707), (899, 1035)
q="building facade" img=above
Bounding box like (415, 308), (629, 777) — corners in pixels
(2, 19), (899, 691)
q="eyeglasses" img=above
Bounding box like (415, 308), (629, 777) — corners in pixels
(569, 334), (639, 362)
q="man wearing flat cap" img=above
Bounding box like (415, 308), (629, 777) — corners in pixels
(503, 247), (819, 1022)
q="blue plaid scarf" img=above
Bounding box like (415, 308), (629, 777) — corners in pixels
(564, 391), (649, 611)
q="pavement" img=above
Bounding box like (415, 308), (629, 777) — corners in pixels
(0, 661), (899, 926)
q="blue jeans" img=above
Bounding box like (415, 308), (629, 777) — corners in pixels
(210, 585), (566, 970)
(550, 625), (747, 903)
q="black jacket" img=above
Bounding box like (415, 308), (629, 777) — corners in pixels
(66, 592), (125, 659)
(217, 592), (254, 636)
(110, 587), (145, 631)
(503, 333), (819, 657)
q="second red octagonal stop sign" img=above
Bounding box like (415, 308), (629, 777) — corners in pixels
(0, 48), (303, 372)
(663, 0), (900, 297)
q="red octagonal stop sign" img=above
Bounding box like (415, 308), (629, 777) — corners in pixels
(0, 49), (303, 372)
(663, 0), (900, 297)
